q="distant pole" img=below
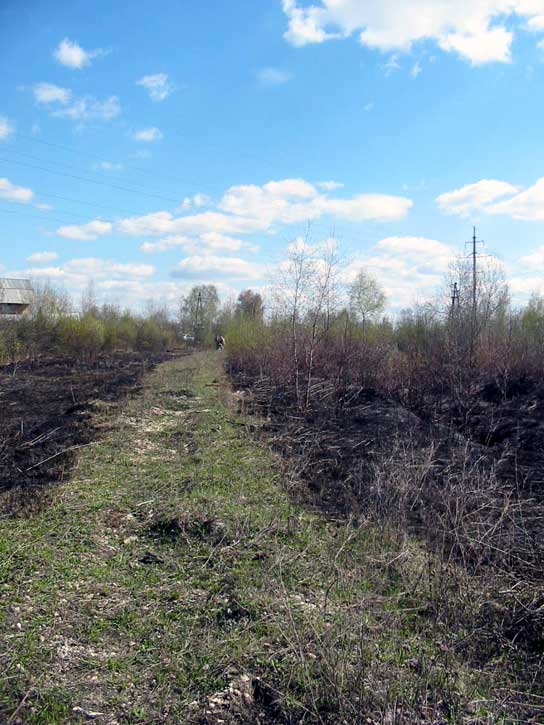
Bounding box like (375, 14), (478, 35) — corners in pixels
(472, 227), (477, 328)
(450, 282), (459, 319)
(194, 291), (204, 343)
(470, 226), (482, 360)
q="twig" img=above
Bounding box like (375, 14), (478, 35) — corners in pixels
(7, 687), (35, 724)
(25, 442), (97, 472)
(20, 427), (61, 449)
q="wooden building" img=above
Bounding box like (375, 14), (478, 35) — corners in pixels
(0, 278), (34, 318)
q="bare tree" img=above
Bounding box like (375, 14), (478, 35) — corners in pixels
(275, 232), (314, 405)
(274, 232), (342, 408)
(304, 240), (342, 408)
(445, 255), (510, 355)
(29, 280), (71, 319)
(144, 299), (171, 328)
(81, 279), (98, 316)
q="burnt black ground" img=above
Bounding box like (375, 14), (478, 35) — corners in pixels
(245, 374), (544, 506)
(0, 352), (182, 491)
(435, 377), (544, 492)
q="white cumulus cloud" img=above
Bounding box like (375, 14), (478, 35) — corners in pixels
(377, 235), (454, 271)
(136, 73), (172, 102)
(56, 220), (112, 241)
(27, 251), (59, 264)
(22, 258), (155, 304)
(54, 38), (106, 69)
(33, 82), (72, 105)
(437, 177), (544, 221)
(53, 96), (120, 122)
(218, 178), (411, 225)
(132, 127), (163, 142)
(487, 178), (544, 220)
(320, 194), (412, 221)
(439, 25), (513, 64)
(173, 254), (266, 280)
(346, 234), (457, 310)
(63, 258), (154, 278)
(141, 231), (249, 254)
(199, 232), (246, 251)
(437, 179), (520, 216)
(58, 177), (412, 252)
(119, 210), (267, 237)
(32, 83), (120, 123)
(140, 235), (193, 253)
(0, 116), (14, 140)
(281, 0), (544, 64)
(0, 177), (34, 203)
(178, 193), (212, 211)
(509, 275), (544, 296)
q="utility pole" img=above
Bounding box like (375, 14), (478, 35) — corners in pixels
(450, 281), (460, 319)
(194, 290), (204, 343)
(472, 227), (477, 331)
(468, 226), (484, 359)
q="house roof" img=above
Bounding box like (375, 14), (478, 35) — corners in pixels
(0, 278), (34, 305)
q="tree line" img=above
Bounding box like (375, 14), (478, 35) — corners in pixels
(2, 238), (542, 390)
(0, 280), (265, 363)
(223, 240), (544, 408)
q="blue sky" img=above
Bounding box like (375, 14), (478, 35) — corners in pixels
(1, 0), (544, 312)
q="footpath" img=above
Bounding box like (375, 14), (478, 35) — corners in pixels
(0, 353), (508, 724)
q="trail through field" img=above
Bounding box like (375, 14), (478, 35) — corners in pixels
(0, 353), (541, 724)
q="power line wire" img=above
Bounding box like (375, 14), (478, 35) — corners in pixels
(29, 189), (152, 218)
(4, 147), (183, 199)
(0, 155), (181, 204)
(0, 204), (102, 227)
(13, 130), (192, 187)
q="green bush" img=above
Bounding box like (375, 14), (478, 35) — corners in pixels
(55, 315), (105, 360)
(0, 323), (22, 363)
(135, 319), (169, 353)
(116, 315), (139, 350)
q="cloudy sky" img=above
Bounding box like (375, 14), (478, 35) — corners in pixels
(2, 0), (544, 311)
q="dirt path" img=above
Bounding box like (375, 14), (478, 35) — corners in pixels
(0, 354), (537, 724)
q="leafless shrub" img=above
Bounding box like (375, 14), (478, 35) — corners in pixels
(358, 439), (543, 573)
(354, 440), (544, 656)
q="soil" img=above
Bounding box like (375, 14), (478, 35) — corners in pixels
(426, 377), (544, 492)
(0, 352), (181, 493)
(247, 374), (544, 507)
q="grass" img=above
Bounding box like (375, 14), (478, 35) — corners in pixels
(0, 353), (535, 724)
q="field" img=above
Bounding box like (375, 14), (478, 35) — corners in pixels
(0, 350), (542, 723)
